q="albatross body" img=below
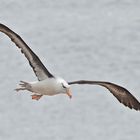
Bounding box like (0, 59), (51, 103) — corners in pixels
(0, 23), (140, 111)
(18, 77), (71, 99)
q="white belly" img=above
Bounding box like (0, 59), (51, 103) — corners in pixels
(30, 78), (61, 96)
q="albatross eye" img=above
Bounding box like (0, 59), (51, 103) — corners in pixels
(62, 83), (66, 88)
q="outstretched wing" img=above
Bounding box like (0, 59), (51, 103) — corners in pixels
(0, 23), (54, 81)
(68, 80), (140, 111)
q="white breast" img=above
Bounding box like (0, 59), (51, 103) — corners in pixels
(30, 78), (62, 96)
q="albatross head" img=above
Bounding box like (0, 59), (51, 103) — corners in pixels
(57, 77), (72, 98)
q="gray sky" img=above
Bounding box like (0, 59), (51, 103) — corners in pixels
(0, 1), (140, 140)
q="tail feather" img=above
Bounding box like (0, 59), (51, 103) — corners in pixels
(15, 81), (32, 92)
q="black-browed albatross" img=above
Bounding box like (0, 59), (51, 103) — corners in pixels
(0, 23), (140, 111)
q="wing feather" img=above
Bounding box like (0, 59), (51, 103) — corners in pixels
(0, 23), (53, 81)
(68, 80), (140, 111)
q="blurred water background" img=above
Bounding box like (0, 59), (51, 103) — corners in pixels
(0, 0), (140, 140)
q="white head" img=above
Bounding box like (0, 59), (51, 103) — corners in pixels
(56, 77), (72, 98)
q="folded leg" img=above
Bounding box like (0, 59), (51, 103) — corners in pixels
(31, 94), (43, 101)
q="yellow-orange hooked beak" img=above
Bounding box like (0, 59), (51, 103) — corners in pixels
(66, 88), (72, 99)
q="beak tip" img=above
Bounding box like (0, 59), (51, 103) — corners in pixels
(66, 89), (72, 99)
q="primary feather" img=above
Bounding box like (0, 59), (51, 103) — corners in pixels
(0, 23), (53, 81)
(68, 80), (140, 110)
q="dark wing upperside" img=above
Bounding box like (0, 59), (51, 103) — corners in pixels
(68, 80), (140, 111)
(0, 23), (54, 81)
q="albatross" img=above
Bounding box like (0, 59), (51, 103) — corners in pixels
(0, 23), (140, 111)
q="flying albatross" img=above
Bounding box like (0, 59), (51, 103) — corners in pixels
(0, 23), (140, 111)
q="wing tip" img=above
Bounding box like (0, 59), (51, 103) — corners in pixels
(121, 99), (140, 111)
